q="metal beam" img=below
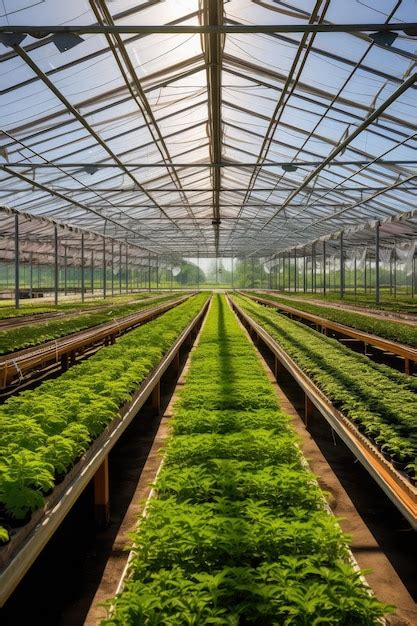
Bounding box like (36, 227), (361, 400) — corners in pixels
(1, 22), (416, 34)
(5, 159), (417, 169)
(203, 0), (223, 255)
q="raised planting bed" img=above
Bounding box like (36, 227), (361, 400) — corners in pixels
(0, 293), (185, 355)
(0, 293), (209, 587)
(104, 294), (391, 625)
(232, 295), (417, 494)
(248, 291), (417, 350)
(0, 295), (193, 393)
(0, 292), (161, 321)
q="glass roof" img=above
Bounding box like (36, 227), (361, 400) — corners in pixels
(0, 0), (416, 260)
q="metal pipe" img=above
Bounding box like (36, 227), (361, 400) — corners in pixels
(54, 224), (59, 306)
(91, 250), (94, 295)
(323, 241), (326, 295)
(375, 221), (380, 304)
(125, 244), (129, 293)
(148, 253), (151, 292)
(111, 240), (114, 297)
(81, 233), (85, 303)
(4, 21), (415, 35)
(14, 213), (19, 309)
(340, 233), (345, 299)
(64, 244), (67, 296)
(119, 244), (122, 294)
(29, 251), (33, 299)
(354, 256), (357, 295)
(103, 237), (106, 299)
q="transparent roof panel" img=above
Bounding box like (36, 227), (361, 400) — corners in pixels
(0, 0), (416, 259)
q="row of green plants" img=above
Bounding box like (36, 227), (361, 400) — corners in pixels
(104, 294), (390, 625)
(278, 289), (417, 314)
(0, 291), (162, 320)
(234, 295), (417, 482)
(249, 291), (417, 347)
(0, 293), (184, 355)
(0, 294), (208, 538)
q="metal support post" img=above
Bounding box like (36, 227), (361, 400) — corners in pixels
(125, 245), (129, 293)
(294, 249), (297, 292)
(148, 253), (151, 291)
(375, 221), (380, 304)
(14, 213), (20, 309)
(103, 237), (107, 299)
(54, 224), (59, 305)
(91, 250), (94, 295)
(340, 233), (345, 299)
(81, 233), (85, 303)
(323, 241), (326, 295)
(29, 251), (33, 299)
(63, 245), (67, 296)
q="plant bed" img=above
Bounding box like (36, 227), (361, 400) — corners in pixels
(233, 294), (417, 486)
(248, 291), (417, 349)
(104, 295), (391, 625)
(0, 293), (185, 356)
(0, 294), (209, 530)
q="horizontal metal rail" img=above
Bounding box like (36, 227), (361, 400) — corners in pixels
(243, 292), (417, 374)
(230, 297), (417, 530)
(0, 294), (193, 390)
(1, 22), (416, 34)
(0, 296), (210, 606)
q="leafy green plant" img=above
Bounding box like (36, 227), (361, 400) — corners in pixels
(0, 292), (184, 355)
(104, 295), (391, 625)
(234, 294), (417, 480)
(249, 291), (417, 347)
(0, 294), (208, 520)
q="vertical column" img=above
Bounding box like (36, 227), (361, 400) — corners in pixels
(322, 241), (326, 295)
(29, 251), (33, 299)
(125, 245), (129, 293)
(148, 253), (151, 292)
(310, 245), (314, 293)
(375, 221), (380, 305)
(303, 250), (306, 293)
(118, 243), (122, 294)
(103, 237), (107, 299)
(91, 249), (94, 295)
(14, 213), (20, 309)
(197, 250), (200, 290)
(111, 241), (114, 297)
(393, 239), (397, 298)
(294, 249), (297, 292)
(354, 256), (357, 295)
(156, 255), (159, 291)
(94, 456), (110, 528)
(231, 252), (234, 290)
(64, 244), (68, 296)
(81, 233), (85, 303)
(54, 224), (59, 306)
(340, 232), (345, 299)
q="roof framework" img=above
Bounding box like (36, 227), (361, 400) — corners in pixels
(0, 0), (416, 259)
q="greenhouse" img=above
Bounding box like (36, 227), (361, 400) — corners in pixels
(0, 0), (416, 624)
